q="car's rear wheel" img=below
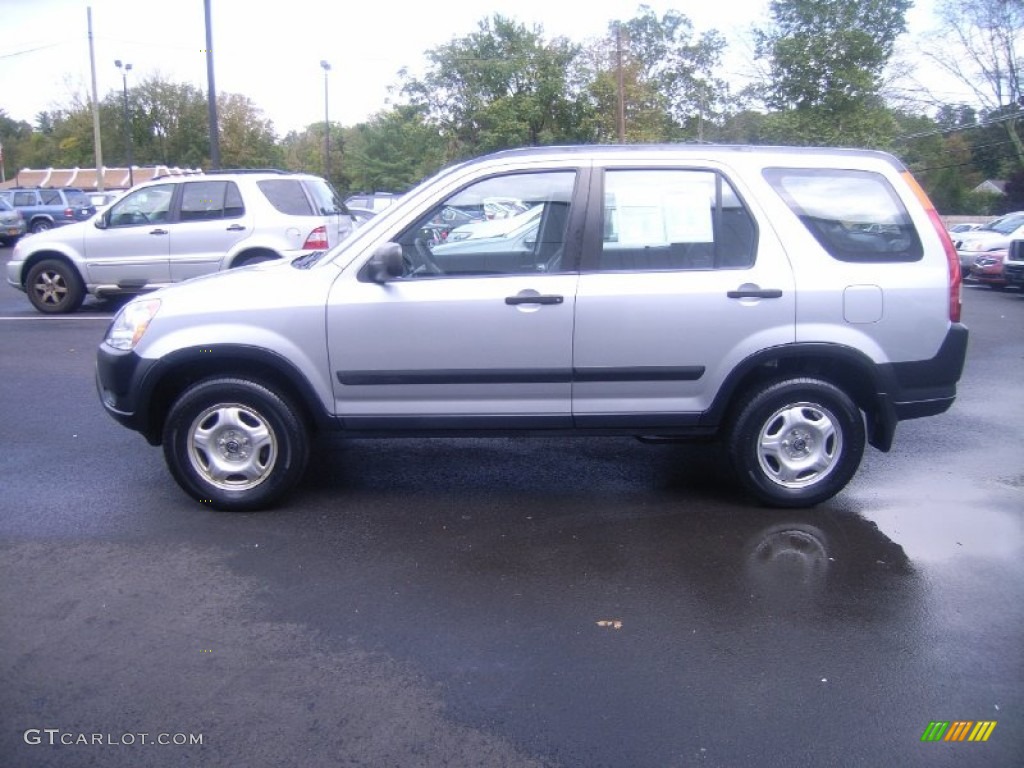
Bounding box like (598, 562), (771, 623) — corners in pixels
(30, 219), (53, 234)
(232, 252), (277, 267)
(162, 378), (309, 511)
(25, 258), (85, 314)
(727, 378), (865, 508)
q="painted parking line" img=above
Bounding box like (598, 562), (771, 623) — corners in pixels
(0, 316), (113, 320)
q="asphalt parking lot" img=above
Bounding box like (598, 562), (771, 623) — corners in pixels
(1, 256), (1021, 767)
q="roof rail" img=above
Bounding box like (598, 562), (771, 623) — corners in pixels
(204, 168), (294, 175)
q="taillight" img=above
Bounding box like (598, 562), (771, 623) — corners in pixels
(63, 207), (74, 219)
(303, 225), (329, 250)
(901, 171), (961, 323)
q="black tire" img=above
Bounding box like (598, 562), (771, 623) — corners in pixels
(162, 378), (309, 511)
(25, 258), (85, 314)
(30, 219), (53, 234)
(727, 378), (865, 508)
(232, 252), (277, 268)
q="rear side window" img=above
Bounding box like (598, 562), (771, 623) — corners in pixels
(764, 168), (922, 263)
(65, 190), (90, 207)
(13, 191), (36, 206)
(592, 169), (757, 271)
(180, 181), (244, 221)
(258, 180), (313, 216)
(40, 190), (62, 205)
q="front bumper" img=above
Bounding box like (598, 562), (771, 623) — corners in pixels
(96, 343), (162, 443)
(1004, 262), (1024, 286)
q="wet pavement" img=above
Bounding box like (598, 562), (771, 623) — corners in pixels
(0, 268), (1021, 767)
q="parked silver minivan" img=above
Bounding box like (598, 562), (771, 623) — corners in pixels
(96, 145), (967, 511)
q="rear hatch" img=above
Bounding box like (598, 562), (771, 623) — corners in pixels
(63, 189), (97, 222)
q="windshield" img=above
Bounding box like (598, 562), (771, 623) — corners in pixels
(984, 212), (1024, 235)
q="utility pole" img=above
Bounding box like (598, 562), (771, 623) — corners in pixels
(114, 59), (134, 188)
(204, 0), (220, 169)
(87, 7), (104, 191)
(320, 60), (331, 183)
(616, 22), (626, 143)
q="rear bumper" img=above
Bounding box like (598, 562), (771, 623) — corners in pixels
(868, 324), (968, 450)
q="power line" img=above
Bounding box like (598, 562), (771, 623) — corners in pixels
(0, 42), (70, 60)
(894, 109), (1024, 142)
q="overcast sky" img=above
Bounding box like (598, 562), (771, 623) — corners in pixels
(1, 0), (951, 138)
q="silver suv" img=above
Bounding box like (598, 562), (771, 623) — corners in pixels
(7, 170), (355, 313)
(96, 145), (968, 511)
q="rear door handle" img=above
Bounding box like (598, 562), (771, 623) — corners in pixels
(727, 288), (782, 299)
(226, 224), (245, 231)
(505, 295), (564, 305)
(149, 228), (168, 236)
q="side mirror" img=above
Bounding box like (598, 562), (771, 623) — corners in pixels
(366, 242), (404, 283)
(94, 211), (108, 230)
(1010, 239), (1024, 261)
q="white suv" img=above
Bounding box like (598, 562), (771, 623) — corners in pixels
(95, 145), (968, 511)
(6, 170), (355, 313)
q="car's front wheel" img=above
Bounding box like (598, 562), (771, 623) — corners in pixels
(162, 378), (309, 511)
(25, 258), (85, 314)
(727, 378), (865, 508)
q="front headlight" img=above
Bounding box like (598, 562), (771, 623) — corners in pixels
(105, 298), (161, 351)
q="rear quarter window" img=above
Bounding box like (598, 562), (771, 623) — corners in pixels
(257, 180), (313, 216)
(763, 168), (923, 263)
(65, 191), (91, 207)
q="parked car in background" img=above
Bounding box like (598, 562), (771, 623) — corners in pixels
(1003, 240), (1024, 289)
(968, 250), (1007, 288)
(948, 222), (983, 234)
(445, 204), (542, 242)
(0, 187), (96, 233)
(346, 207), (376, 227)
(88, 191), (123, 210)
(7, 170), (353, 313)
(94, 144), (967, 512)
(418, 204), (487, 244)
(952, 210), (1024, 273)
(344, 192), (401, 213)
(0, 197), (26, 246)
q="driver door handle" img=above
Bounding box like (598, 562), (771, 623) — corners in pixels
(226, 224), (245, 231)
(149, 229), (168, 235)
(505, 295), (563, 305)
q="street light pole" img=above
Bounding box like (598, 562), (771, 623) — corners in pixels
(320, 60), (331, 183)
(114, 59), (134, 188)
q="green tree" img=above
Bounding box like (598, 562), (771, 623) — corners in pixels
(755, 0), (912, 146)
(402, 15), (586, 160)
(280, 121), (347, 188)
(0, 110), (38, 179)
(343, 105), (447, 193)
(618, 6), (729, 140)
(218, 92), (281, 169)
(896, 113), (983, 213)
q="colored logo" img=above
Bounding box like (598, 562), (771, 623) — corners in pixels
(921, 721), (996, 742)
